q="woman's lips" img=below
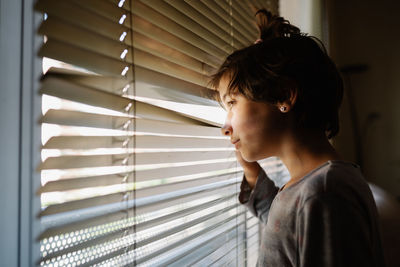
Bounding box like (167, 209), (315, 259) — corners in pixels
(232, 139), (240, 149)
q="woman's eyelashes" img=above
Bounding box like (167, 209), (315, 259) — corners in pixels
(226, 100), (236, 109)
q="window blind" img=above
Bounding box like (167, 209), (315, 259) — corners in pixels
(35, 0), (283, 266)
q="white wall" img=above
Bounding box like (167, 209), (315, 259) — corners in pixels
(279, 0), (323, 40)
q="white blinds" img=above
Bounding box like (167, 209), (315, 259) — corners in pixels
(35, 0), (281, 266)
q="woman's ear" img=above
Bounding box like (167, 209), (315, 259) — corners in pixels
(277, 88), (297, 113)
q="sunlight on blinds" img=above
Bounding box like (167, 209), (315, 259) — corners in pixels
(35, 0), (282, 266)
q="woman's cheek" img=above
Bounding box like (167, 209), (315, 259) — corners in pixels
(232, 113), (257, 137)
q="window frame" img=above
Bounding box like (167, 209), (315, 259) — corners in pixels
(0, 0), (42, 266)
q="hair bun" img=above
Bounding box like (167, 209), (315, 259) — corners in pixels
(255, 9), (301, 41)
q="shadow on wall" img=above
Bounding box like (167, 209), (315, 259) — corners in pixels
(329, 0), (400, 200)
(369, 183), (400, 267)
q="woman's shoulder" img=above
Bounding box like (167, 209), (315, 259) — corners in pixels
(298, 160), (372, 201)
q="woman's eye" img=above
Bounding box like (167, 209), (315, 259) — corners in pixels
(227, 100), (236, 107)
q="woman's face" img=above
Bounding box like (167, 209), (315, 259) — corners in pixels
(219, 77), (284, 162)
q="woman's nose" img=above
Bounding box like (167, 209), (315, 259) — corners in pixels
(221, 123), (232, 136)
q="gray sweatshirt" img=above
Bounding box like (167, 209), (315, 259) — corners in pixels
(239, 160), (385, 267)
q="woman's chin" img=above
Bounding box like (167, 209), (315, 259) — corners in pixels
(241, 152), (260, 163)
(241, 150), (270, 162)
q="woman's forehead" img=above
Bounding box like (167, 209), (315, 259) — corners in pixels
(216, 77), (227, 98)
(218, 76), (235, 97)
(218, 76), (230, 90)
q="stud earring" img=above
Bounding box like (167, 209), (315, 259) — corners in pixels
(280, 106), (287, 112)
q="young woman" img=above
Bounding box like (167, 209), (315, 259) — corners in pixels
(210, 9), (385, 267)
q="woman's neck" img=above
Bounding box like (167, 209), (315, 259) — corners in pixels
(278, 129), (342, 188)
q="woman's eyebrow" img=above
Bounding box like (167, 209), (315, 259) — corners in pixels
(222, 92), (237, 102)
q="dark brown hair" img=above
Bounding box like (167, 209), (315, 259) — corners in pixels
(210, 9), (343, 139)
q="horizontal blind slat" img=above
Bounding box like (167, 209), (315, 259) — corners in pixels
(40, 173), (240, 215)
(131, 14), (222, 68)
(70, 0), (129, 26)
(139, 219), (246, 267)
(231, 0), (258, 31)
(40, 151), (234, 171)
(183, 0), (250, 47)
(129, 167), (239, 195)
(39, 17), (133, 64)
(40, 158), (282, 193)
(39, 162), (238, 193)
(43, 68), (131, 95)
(72, 209), (245, 267)
(134, 31), (216, 76)
(39, 39), (132, 78)
(171, 226), (247, 267)
(42, 109), (132, 130)
(136, 204), (240, 250)
(164, 0), (244, 49)
(134, 48), (208, 87)
(40, 203), (241, 263)
(135, 194), (238, 233)
(142, 0), (232, 54)
(199, 0), (256, 43)
(35, 0), (132, 45)
(45, 67), (218, 106)
(133, 211), (246, 266)
(41, 76), (130, 111)
(40, 76), (209, 124)
(129, 0), (227, 61)
(38, 0), (225, 70)
(134, 117), (222, 136)
(46, 24), (212, 86)
(214, 0), (258, 39)
(42, 108), (222, 135)
(43, 135), (231, 150)
(42, 161), (236, 188)
(234, 0), (257, 20)
(192, 237), (240, 267)
(39, 190), (239, 240)
(44, 179), (239, 220)
(39, 186), (244, 266)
